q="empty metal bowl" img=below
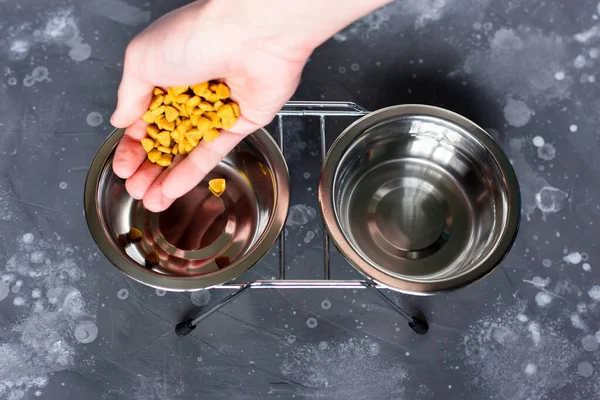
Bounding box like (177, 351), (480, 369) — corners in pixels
(319, 105), (520, 295)
(85, 128), (289, 291)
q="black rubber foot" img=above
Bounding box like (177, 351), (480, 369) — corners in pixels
(175, 319), (197, 336)
(409, 316), (429, 335)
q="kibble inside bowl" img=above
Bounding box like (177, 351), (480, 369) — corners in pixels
(85, 128), (289, 291)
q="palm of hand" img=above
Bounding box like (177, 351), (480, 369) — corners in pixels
(111, 3), (308, 212)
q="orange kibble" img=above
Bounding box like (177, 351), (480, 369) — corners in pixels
(186, 130), (203, 144)
(186, 96), (200, 109)
(216, 83), (230, 99)
(208, 178), (226, 197)
(157, 131), (171, 147)
(231, 102), (240, 117)
(142, 110), (154, 124)
(171, 86), (189, 96)
(179, 119), (193, 132)
(151, 106), (165, 117)
(192, 82), (209, 97)
(222, 117), (237, 130)
(184, 139), (194, 153)
(146, 124), (159, 139)
(163, 94), (173, 105)
(216, 103), (234, 119)
(157, 146), (171, 153)
(164, 106), (179, 122)
(140, 138), (155, 153)
(162, 119), (175, 131)
(203, 129), (220, 142)
(198, 101), (214, 112)
(171, 130), (181, 143)
(149, 95), (164, 110)
(175, 117), (182, 126)
(190, 114), (199, 127)
(156, 153), (173, 167)
(196, 117), (212, 133)
(153, 88), (165, 95)
(213, 100), (224, 111)
(175, 93), (191, 104)
(172, 145), (179, 155)
(191, 108), (204, 116)
(148, 149), (161, 163)
(178, 140), (187, 155)
(205, 92), (219, 103)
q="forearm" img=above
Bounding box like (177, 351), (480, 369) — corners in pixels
(207, 0), (394, 57)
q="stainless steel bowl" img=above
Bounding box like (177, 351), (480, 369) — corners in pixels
(85, 128), (289, 291)
(319, 105), (520, 295)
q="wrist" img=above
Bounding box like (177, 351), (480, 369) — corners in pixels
(211, 0), (394, 60)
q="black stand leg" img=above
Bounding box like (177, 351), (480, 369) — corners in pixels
(175, 284), (251, 337)
(363, 282), (429, 335)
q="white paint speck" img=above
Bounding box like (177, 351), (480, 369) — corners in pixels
(59, 182), (68, 190)
(532, 136), (545, 147)
(117, 289), (129, 300)
(351, 63), (360, 71)
(517, 313), (529, 322)
(22, 233), (34, 244)
(333, 33), (347, 42)
(569, 124), (578, 132)
(523, 276), (550, 289)
(524, 363), (537, 375)
(582, 263), (591, 272)
(0, 281), (9, 302)
(535, 186), (568, 214)
(155, 289), (166, 297)
(542, 259), (552, 268)
(13, 296), (26, 306)
(306, 318), (318, 328)
(537, 143), (556, 161)
(190, 290), (211, 307)
(570, 314), (587, 330)
(31, 288), (42, 299)
(563, 252), (582, 265)
(527, 322), (541, 346)
(503, 98), (532, 127)
(286, 335), (296, 344)
(588, 285), (600, 301)
(303, 230), (315, 244)
(577, 362), (594, 377)
(535, 291), (552, 307)
(86, 111), (104, 127)
(574, 55), (586, 69)
(303, 172), (310, 179)
(321, 299), (331, 310)
(318, 341), (328, 350)
(286, 204), (317, 227)
(581, 335), (598, 352)
(74, 320), (98, 344)
(554, 71), (565, 81)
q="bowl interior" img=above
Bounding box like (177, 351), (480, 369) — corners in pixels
(87, 129), (288, 290)
(333, 115), (513, 282)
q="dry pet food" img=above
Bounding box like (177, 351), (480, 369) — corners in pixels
(208, 178), (226, 197)
(140, 82), (240, 167)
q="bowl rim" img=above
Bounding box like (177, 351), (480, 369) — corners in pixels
(318, 104), (521, 295)
(84, 128), (289, 291)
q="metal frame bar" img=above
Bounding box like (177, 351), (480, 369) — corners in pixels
(175, 101), (429, 337)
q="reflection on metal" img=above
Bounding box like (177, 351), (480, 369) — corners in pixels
(176, 102), (429, 337)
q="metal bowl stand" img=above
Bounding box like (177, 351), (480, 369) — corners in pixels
(176, 102), (429, 337)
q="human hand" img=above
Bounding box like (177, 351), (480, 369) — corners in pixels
(110, 1), (312, 212)
(111, 0), (393, 213)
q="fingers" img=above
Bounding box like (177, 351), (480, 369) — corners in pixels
(160, 130), (243, 200)
(112, 119), (148, 179)
(111, 55), (154, 128)
(124, 160), (164, 200)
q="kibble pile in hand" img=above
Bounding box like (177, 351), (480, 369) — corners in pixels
(140, 82), (240, 167)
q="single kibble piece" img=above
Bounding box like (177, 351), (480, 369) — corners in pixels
(145, 249), (160, 266)
(140, 81), (240, 166)
(127, 228), (143, 243)
(208, 178), (226, 197)
(215, 255), (231, 269)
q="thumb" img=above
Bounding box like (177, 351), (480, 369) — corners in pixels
(111, 60), (154, 128)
